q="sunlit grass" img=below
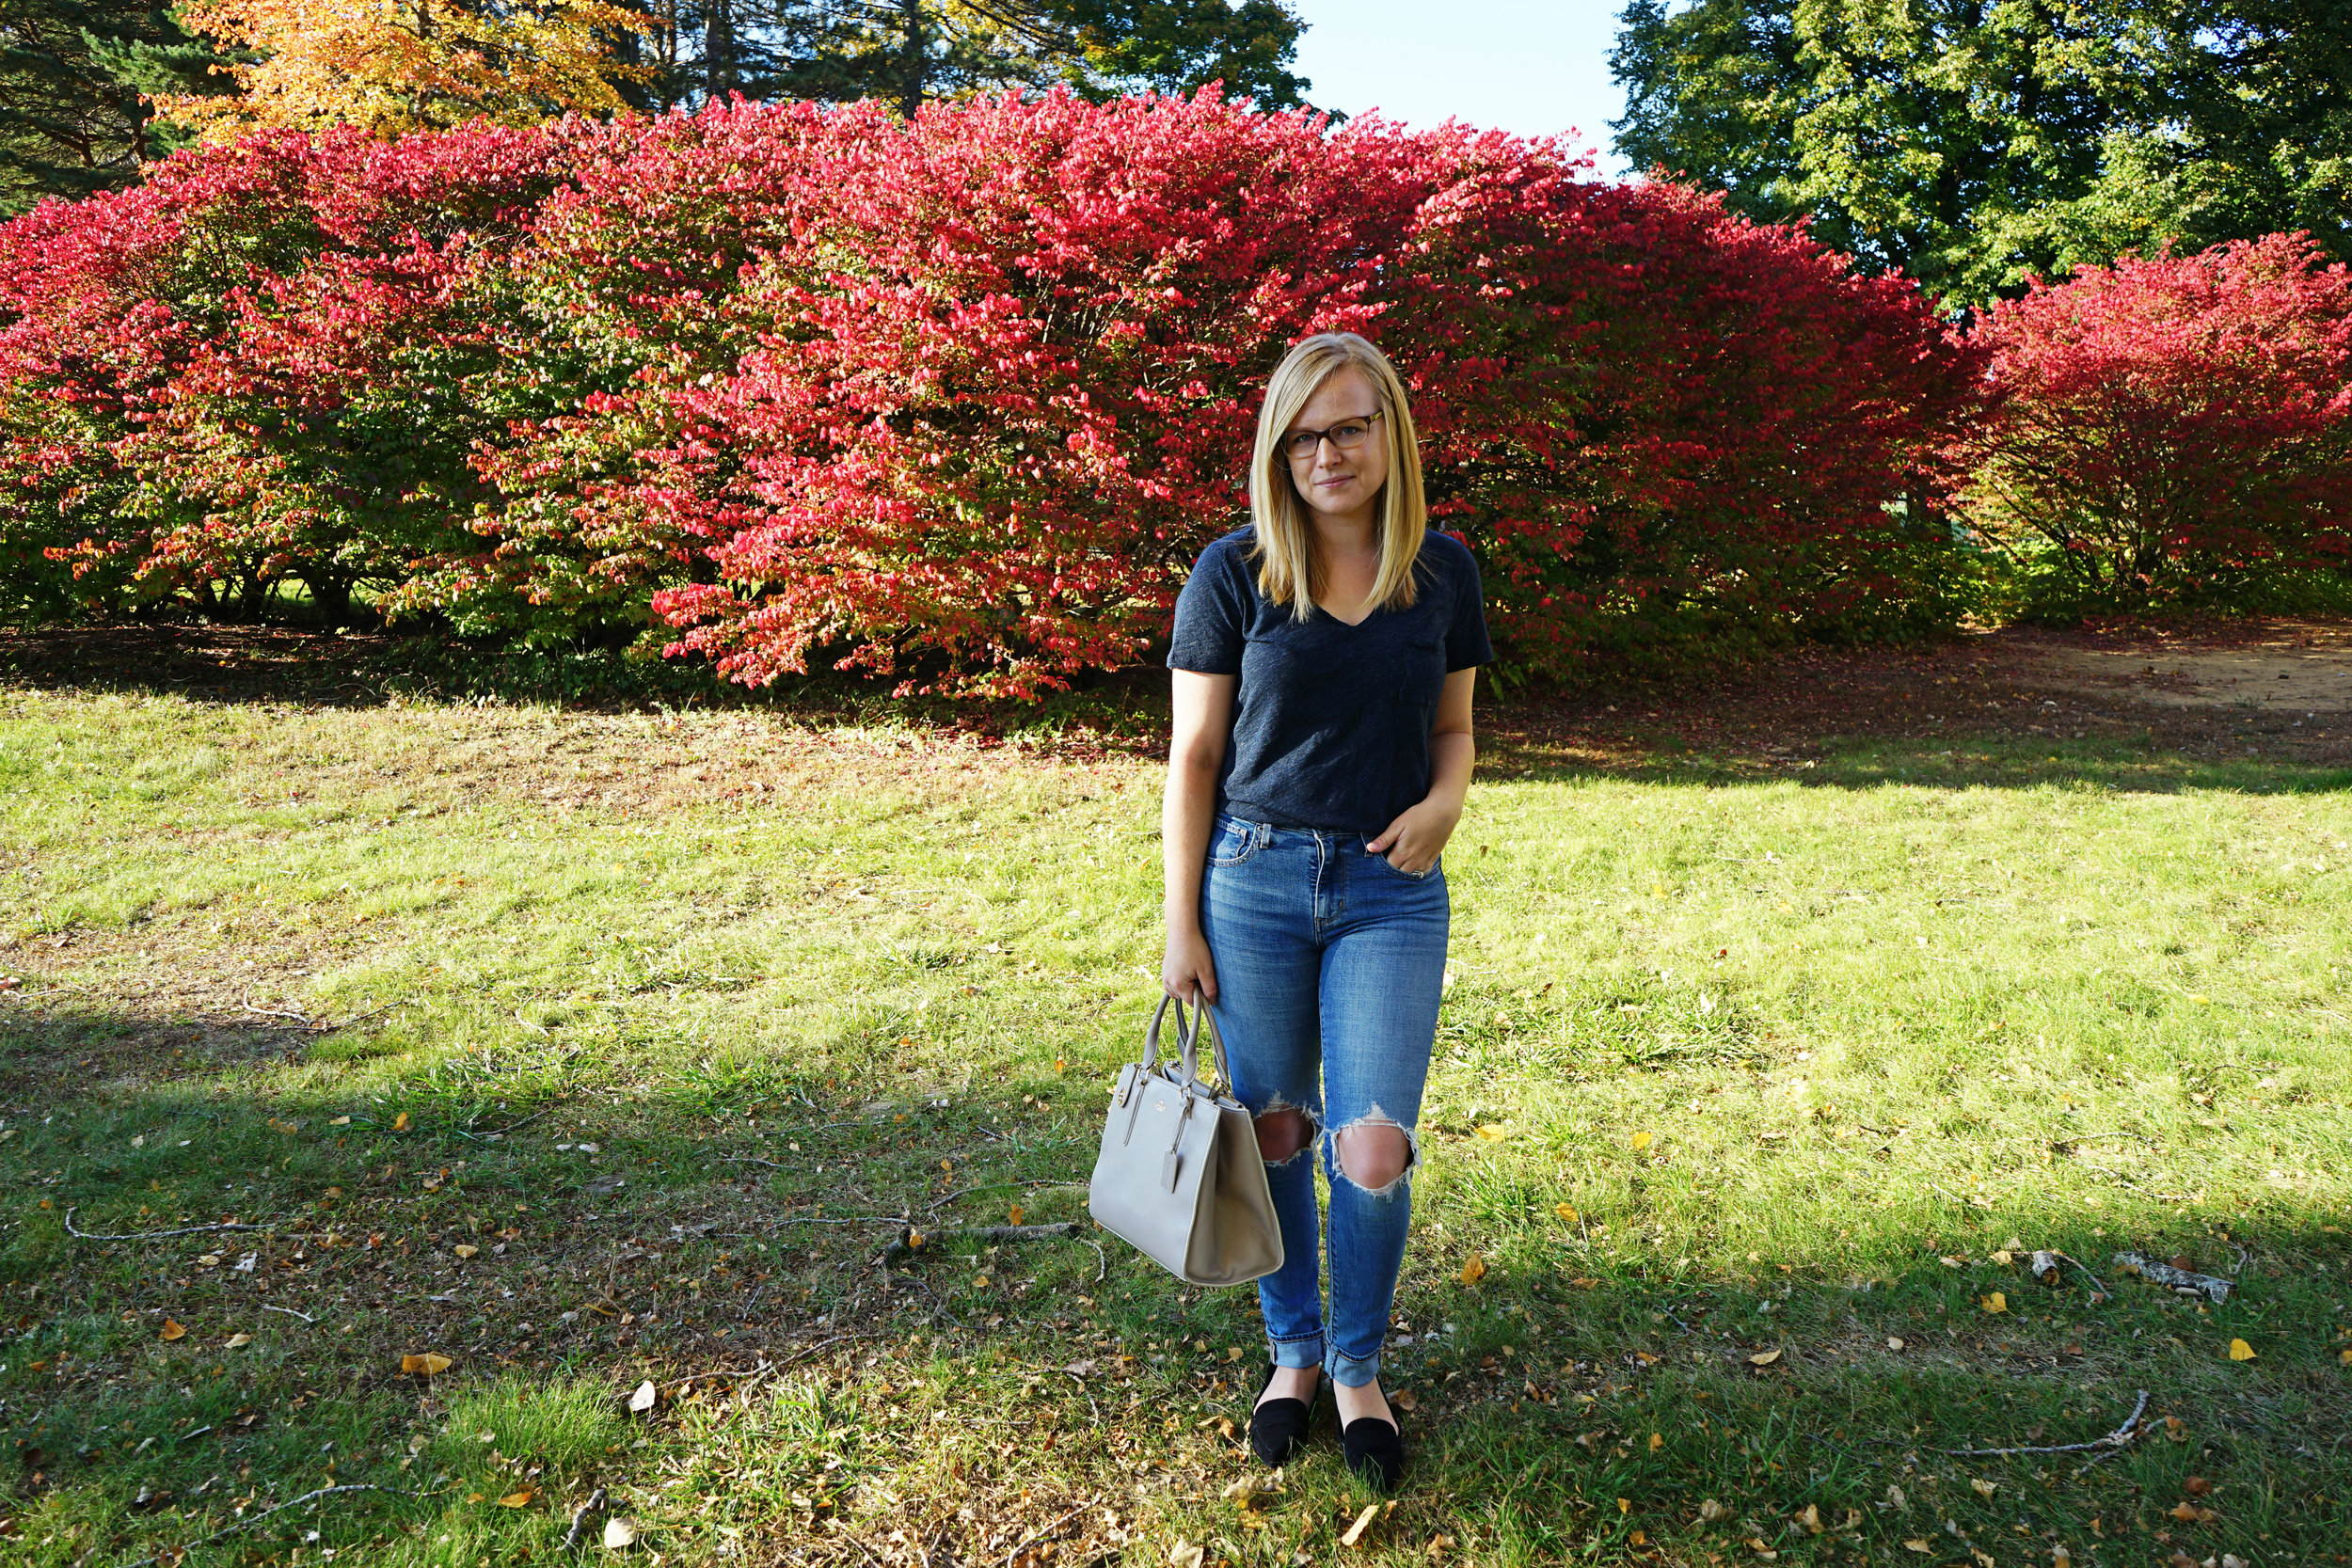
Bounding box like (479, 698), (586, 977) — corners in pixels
(0, 683), (2346, 1566)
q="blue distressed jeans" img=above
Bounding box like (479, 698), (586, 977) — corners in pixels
(1199, 813), (1449, 1389)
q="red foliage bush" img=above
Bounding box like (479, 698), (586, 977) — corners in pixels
(0, 90), (1977, 690)
(1964, 232), (2352, 611)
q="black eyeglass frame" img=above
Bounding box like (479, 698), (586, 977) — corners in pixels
(1279, 407), (1385, 464)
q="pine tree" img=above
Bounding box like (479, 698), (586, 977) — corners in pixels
(0, 0), (228, 212)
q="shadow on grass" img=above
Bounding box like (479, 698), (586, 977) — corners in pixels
(5, 1005), (2348, 1567)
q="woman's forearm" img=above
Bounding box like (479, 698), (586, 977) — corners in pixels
(1162, 756), (1220, 933)
(1423, 728), (1473, 818)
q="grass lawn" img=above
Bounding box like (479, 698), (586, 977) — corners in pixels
(1, 627), (2348, 1568)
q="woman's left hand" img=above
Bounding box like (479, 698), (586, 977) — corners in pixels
(1366, 799), (1459, 876)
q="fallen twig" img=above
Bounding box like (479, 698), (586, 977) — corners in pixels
(260, 1304), (315, 1324)
(63, 1207), (271, 1242)
(562, 1486), (608, 1550)
(2026, 1249), (2109, 1298)
(119, 1482), (421, 1568)
(2113, 1251), (2233, 1305)
(720, 1155), (792, 1170)
(884, 1221), (1077, 1262)
(1001, 1502), (1093, 1566)
(243, 999), (311, 1023)
(1946, 1389), (2150, 1458)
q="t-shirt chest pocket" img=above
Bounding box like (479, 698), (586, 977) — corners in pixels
(1395, 635), (1446, 708)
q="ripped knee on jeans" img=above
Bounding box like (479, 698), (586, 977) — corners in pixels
(1252, 1103), (1317, 1166)
(1331, 1111), (1416, 1197)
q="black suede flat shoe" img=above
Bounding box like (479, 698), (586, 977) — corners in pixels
(1342, 1413), (1406, 1492)
(1248, 1364), (1319, 1466)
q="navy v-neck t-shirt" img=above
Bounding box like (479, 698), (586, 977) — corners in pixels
(1167, 527), (1492, 837)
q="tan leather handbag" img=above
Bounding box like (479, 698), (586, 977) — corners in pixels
(1088, 995), (1283, 1287)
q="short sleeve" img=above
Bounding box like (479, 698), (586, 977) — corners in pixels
(1443, 541), (1493, 671)
(1168, 537), (1249, 673)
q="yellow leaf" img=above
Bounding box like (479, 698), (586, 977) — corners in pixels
(1886, 1337), (1906, 1351)
(2228, 1338), (2256, 1361)
(1904, 1540), (1931, 1553)
(1647, 1433), (1663, 1450)
(496, 1489), (533, 1509)
(1475, 1124), (1506, 1141)
(1460, 1253), (1487, 1286)
(1339, 1503), (1379, 1546)
(1007, 1205), (1024, 1226)
(391, 1112), (409, 1132)
(973, 1275), (991, 1290)
(224, 1332), (252, 1349)
(1797, 1503), (1823, 1534)
(1629, 1530), (1646, 1545)
(1630, 1131), (1653, 1152)
(402, 1352), (453, 1375)
(160, 1319), (187, 1341)
(2338, 1347), (2351, 1366)
(1054, 1056), (1066, 1073)
(329, 1116), (350, 1126)
(1748, 1348), (1782, 1366)
(1616, 1498), (1631, 1514)
(453, 1243), (478, 1258)
(1554, 1203), (1579, 1223)
(1972, 1478), (1996, 1498)
(1980, 1291), (2008, 1313)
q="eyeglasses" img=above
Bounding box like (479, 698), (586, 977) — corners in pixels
(1281, 408), (1383, 463)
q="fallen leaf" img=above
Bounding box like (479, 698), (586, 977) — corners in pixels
(1648, 1433), (1663, 1450)
(628, 1381), (657, 1414)
(2227, 1338), (2255, 1361)
(453, 1244), (478, 1259)
(1617, 1498), (1631, 1514)
(402, 1353), (453, 1375)
(1168, 1541), (1204, 1568)
(1460, 1253), (1487, 1286)
(496, 1488), (533, 1509)
(1904, 1541), (1931, 1554)
(1221, 1474), (1279, 1503)
(1796, 1503), (1823, 1534)
(1391, 1387), (1417, 1412)
(1990, 1249), (2013, 1265)
(224, 1332), (251, 1349)
(602, 1516), (639, 1548)
(2169, 1501), (2200, 1522)
(1980, 1291), (2008, 1314)
(1884, 1484), (1906, 1510)
(2185, 1475), (2212, 1496)
(972, 1275), (991, 1290)
(1886, 1336), (1906, 1351)
(1972, 1478), (1996, 1498)
(392, 1112), (409, 1132)
(1698, 1499), (1728, 1522)
(160, 1320), (186, 1341)
(1747, 1348), (1782, 1366)
(1474, 1124), (1506, 1141)
(2341, 1348), (2352, 1366)
(1554, 1203), (1579, 1223)
(1630, 1131), (1653, 1152)
(197, 1254), (221, 1267)
(1629, 1530), (1646, 1545)
(329, 1117), (351, 1126)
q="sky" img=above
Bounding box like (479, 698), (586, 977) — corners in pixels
(1284, 0), (1631, 174)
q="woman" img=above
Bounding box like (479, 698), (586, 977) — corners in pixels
(1161, 332), (1488, 1491)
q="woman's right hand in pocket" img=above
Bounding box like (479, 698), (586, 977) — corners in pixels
(1162, 926), (1218, 1004)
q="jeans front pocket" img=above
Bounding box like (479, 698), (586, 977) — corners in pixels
(1372, 849), (1440, 882)
(1208, 816), (1261, 867)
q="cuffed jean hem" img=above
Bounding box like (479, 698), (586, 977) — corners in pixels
(1269, 1333), (1324, 1371)
(1326, 1347), (1382, 1388)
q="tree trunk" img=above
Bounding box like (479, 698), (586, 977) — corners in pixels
(705, 0), (734, 103)
(897, 0), (929, 119)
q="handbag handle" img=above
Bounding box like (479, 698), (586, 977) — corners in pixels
(1140, 994), (1232, 1094)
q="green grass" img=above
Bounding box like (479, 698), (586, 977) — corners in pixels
(1, 676), (2348, 1568)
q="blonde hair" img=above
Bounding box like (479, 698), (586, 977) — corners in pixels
(1247, 332), (1427, 620)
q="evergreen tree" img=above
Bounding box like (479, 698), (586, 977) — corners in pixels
(0, 0), (227, 211)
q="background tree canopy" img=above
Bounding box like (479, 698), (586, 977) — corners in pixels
(1610, 0), (2352, 308)
(0, 0), (1307, 212)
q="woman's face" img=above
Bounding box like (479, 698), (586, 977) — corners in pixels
(1284, 367), (1390, 527)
